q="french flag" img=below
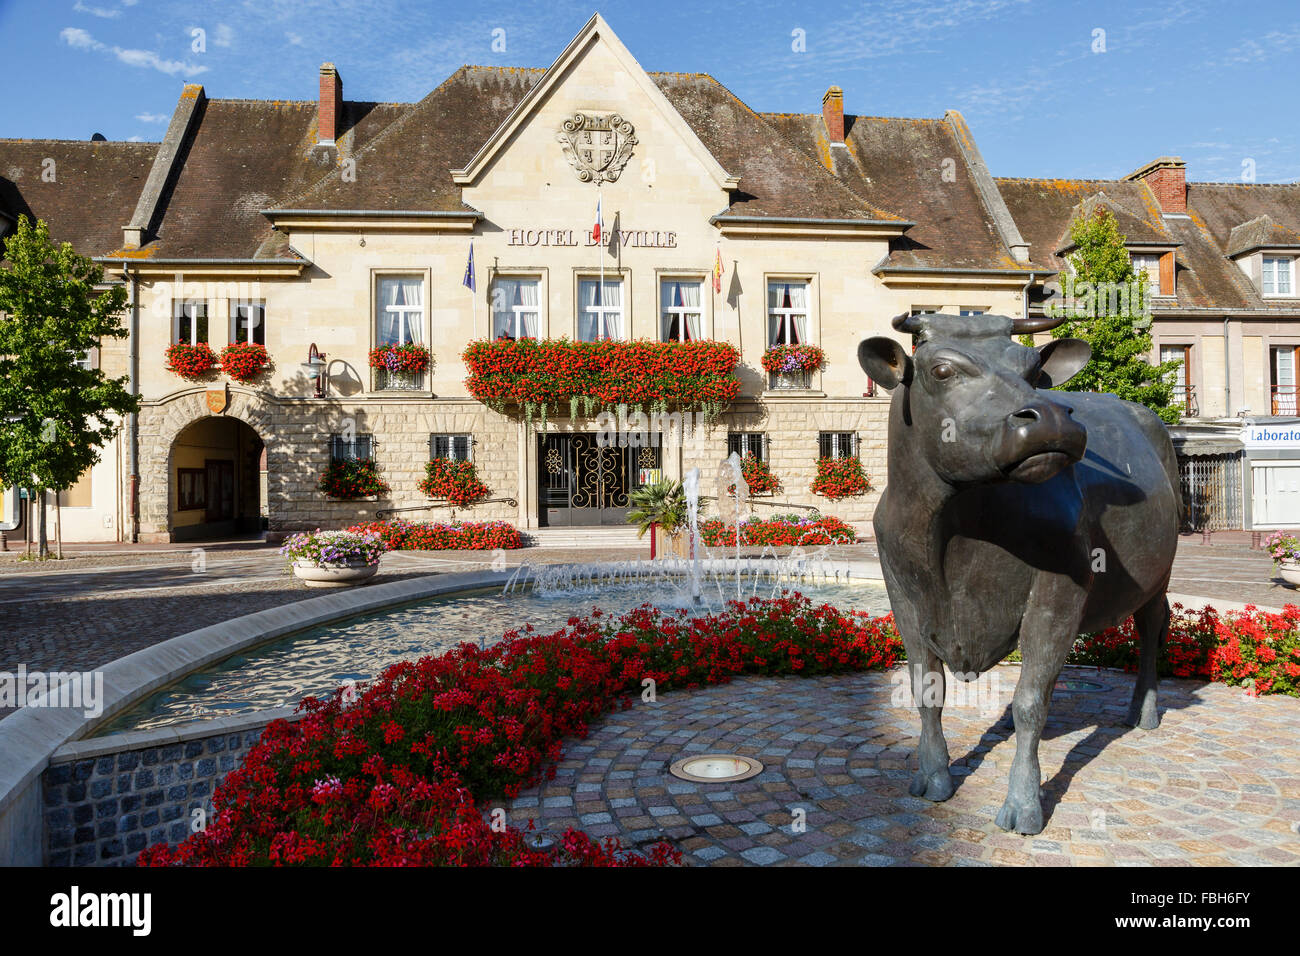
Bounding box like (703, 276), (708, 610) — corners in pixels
(592, 193), (603, 243)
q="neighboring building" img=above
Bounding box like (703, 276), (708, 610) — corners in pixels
(1, 14), (1297, 541)
(999, 160), (1300, 530)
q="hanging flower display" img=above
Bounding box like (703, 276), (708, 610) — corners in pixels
(760, 344), (826, 376)
(463, 338), (741, 421)
(368, 343), (431, 374)
(417, 458), (489, 506)
(811, 456), (872, 499)
(219, 342), (270, 383)
(731, 454), (781, 495)
(165, 342), (217, 380)
(318, 458), (390, 499)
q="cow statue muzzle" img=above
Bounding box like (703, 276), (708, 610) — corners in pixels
(994, 399), (1088, 483)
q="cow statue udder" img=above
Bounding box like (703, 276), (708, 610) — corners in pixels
(858, 311), (1181, 835)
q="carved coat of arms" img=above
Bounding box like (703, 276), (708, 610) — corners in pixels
(557, 113), (637, 183)
(205, 387), (228, 415)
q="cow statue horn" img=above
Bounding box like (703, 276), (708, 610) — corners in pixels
(891, 312), (922, 334)
(1009, 315), (1066, 334)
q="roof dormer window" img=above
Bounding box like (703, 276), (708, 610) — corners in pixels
(1263, 256), (1295, 297)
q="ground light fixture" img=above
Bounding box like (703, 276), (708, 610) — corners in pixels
(669, 753), (764, 783)
(300, 342), (327, 397)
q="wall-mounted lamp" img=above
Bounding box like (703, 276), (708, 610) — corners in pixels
(301, 343), (327, 398)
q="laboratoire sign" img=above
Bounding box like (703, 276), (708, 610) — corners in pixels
(557, 112), (637, 183)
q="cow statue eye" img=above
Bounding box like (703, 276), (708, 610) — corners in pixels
(931, 362), (957, 381)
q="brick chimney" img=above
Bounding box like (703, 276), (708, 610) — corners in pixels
(318, 62), (342, 144)
(822, 86), (844, 144)
(1124, 156), (1186, 214)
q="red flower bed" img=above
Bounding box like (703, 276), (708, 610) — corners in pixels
(463, 338), (742, 418)
(138, 595), (902, 866)
(219, 342), (270, 383)
(165, 342), (216, 379)
(348, 519), (523, 551)
(319, 458), (390, 500)
(730, 454), (781, 496)
(1072, 602), (1300, 696)
(811, 456), (872, 499)
(369, 343), (431, 374)
(416, 458), (489, 506)
(700, 515), (857, 547)
(761, 344), (826, 376)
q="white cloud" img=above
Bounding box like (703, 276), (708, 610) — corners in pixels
(285, 31), (304, 46)
(59, 25), (209, 77)
(214, 23), (234, 48)
(126, 134), (144, 142)
(134, 112), (170, 123)
(73, 1), (121, 18)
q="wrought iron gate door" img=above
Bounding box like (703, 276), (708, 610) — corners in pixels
(540, 434), (660, 527)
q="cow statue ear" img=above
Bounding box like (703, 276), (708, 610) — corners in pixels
(858, 337), (913, 389)
(1036, 337), (1091, 387)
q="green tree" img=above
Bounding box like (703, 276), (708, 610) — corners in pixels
(0, 216), (139, 556)
(1040, 208), (1183, 424)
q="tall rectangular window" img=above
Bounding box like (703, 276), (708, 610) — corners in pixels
(818, 431), (857, 459)
(174, 301), (208, 345)
(429, 434), (472, 461)
(1272, 346), (1297, 414)
(660, 279), (703, 342)
(230, 301), (266, 345)
(1264, 257), (1294, 296)
(376, 276), (424, 346)
(1161, 344), (1192, 415)
(331, 433), (374, 461)
(767, 281), (808, 346)
(492, 278), (540, 340)
(727, 432), (766, 461)
(578, 278), (623, 341)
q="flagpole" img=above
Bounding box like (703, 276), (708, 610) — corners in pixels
(598, 183), (604, 338)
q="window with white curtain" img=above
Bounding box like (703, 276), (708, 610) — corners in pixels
(1264, 257), (1295, 296)
(230, 301), (266, 345)
(492, 277), (540, 339)
(174, 301), (208, 345)
(660, 279), (703, 342)
(1131, 254), (1161, 297)
(376, 276), (424, 346)
(578, 278), (623, 341)
(767, 281), (808, 346)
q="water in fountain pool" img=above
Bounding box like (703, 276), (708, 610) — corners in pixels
(96, 577), (890, 735)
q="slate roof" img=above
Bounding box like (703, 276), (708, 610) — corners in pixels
(0, 139), (158, 257)
(1189, 183), (1300, 255)
(763, 111), (1039, 272)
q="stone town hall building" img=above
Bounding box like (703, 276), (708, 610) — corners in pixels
(2, 14), (1299, 542)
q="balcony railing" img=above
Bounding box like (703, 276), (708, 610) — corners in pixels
(768, 370), (811, 390)
(1170, 385), (1198, 417)
(1272, 386), (1298, 416)
(373, 368), (425, 391)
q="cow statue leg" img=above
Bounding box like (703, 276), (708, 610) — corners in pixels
(1125, 594), (1169, 730)
(907, 642), (956, 802)
(996, 603), (1080, 835)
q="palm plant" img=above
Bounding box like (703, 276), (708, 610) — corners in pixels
(626, 479), (688, 539)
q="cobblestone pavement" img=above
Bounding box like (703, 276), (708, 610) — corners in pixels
(504, 667), (1300, 866)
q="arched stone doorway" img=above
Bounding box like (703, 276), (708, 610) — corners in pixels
(168, 416), (266, 541)
(137, 389), (276, 543)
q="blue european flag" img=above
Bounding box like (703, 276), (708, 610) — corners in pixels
(462, 242), (476, 292)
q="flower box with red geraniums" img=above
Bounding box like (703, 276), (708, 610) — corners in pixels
(318, 458), (390, 500)
(368, 343), (431, 374)
(700, 514), (857, 548)
(137, 593), (903, 867)
(166, 342), (217, 380)
(348, 519), (523, 551)
(463, 338), (742, 423)
(811, 456), (872, 500)
(729, 454), (781, 496)
(416, 459), (489, 507)
(760, 344), (826, 377)
(219, 342), (270, 383)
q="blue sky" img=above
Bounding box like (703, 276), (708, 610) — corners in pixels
(1, 0), (1297, 182)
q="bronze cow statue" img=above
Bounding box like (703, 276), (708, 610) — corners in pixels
(858, 311), (1180, 834)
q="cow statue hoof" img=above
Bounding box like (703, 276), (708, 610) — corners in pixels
(994, 790), (1044, 835)
(908, 768), (955, 802)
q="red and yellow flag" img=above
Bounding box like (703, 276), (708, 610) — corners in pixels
(712, 246), (724, 293)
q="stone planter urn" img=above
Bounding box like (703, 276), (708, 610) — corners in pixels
(1279, 563), (1300, 587)
(292, 559), (379, 588)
